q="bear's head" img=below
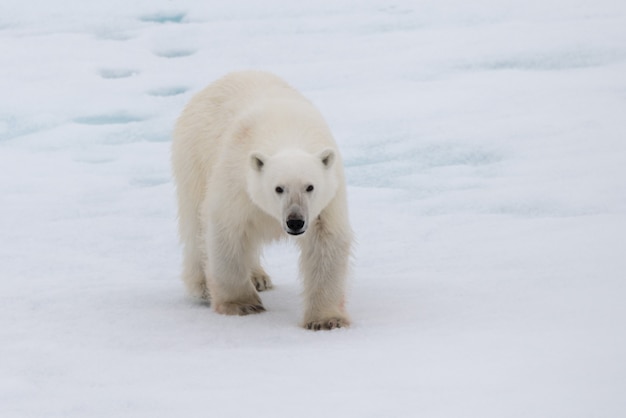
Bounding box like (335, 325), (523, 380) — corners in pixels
(247, 148), (339, 236)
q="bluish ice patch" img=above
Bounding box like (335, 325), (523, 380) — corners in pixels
(0, 115), (52, 142)
(147, 86), (188, 97)
(139, 12), (187, 24)
(154, 49), (196, 58)
(475, 48), (626, 72)
(345, 139), (502, 188)
(144, 133), (171, 143)
(415, 142), (502, 168)
(99, 69), (139, 79)
(73, 113), (145, 126)
(488, 199), (598, 218)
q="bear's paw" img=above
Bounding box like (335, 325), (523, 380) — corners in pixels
(251, 269), (273, 292)
(215, 301), (266, 316)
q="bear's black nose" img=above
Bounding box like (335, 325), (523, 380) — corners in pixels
(286, 219), (305, 233)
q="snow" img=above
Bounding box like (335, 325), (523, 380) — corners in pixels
(1, 1), (626, 417)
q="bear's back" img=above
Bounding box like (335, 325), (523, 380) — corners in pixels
(210, 71), (303, 115)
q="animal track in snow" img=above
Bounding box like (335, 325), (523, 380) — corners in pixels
(73, 155), (117, 164)
(147, 86), (188, 97)
(130, 176), (170, 188)
(73, 113), (145, 126)
(139, 12), (187, 24)
(153, 49), (196, 58)
(99, 69), (139, 79)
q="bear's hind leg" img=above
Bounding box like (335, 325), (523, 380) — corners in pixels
(211, 281), (265, 316)
(182, 246), (209, 301)
(206, 226), (265, 316)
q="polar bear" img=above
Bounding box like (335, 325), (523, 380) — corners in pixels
(171, 71), (353, 330)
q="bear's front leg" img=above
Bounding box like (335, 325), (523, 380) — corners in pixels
(298, 215), (352, 331)
(205, 225), (265, 316)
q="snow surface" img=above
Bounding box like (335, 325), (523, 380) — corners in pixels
(1, 1), (626, 417)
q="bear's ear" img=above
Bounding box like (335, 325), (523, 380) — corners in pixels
(318, 148), (335, 169)
(250, 152), (266, 172)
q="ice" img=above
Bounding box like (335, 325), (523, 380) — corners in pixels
(1, 1), (626, 417)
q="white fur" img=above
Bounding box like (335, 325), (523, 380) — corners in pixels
(171, 71), (353, 330)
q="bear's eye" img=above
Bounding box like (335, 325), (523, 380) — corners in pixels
(306, 185), (314, 192)
(275, 186), (284, 194)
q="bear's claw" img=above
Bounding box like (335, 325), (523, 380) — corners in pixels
(251, 273), (273, 292)
(239, 304), (265, 315)
(304, 317), (349, 331)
